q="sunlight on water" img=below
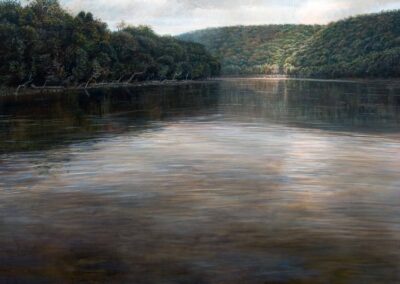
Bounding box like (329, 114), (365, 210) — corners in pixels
(1, 79), (400, 283)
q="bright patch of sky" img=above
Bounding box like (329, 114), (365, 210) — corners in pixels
(61, 0), (400, 35)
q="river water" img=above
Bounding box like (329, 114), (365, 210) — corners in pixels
(1, 79), (400, 283)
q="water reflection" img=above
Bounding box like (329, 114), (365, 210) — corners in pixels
(1, 79), (400, 283)
(217, 79), (400, 132)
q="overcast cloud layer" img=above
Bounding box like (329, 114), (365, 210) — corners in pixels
(61, 0), (400, 35)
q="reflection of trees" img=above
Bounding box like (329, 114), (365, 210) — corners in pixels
(1, 79), (399, 153)
(0, 83), (220, 153)
(217, 79), (400, 131)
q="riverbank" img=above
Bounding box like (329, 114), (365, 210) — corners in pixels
(2, 76), (399, 98)
(0, 79), (216, 97)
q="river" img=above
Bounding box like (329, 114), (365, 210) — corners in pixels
(1, 78), (400, 283)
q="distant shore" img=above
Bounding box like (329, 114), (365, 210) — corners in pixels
(215, 75), (400, 84)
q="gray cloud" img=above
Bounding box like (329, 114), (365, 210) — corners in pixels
(62, 0), (400, 35)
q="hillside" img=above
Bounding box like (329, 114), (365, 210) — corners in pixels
(179, 10), (400, 78)
(179, 25), (322, 75)
(292, 10), (400, 78)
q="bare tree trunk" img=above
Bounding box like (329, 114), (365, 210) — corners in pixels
(15, 74), (33, 95)
(173, 72), (182, 81)
(85, 74), (97, 89)
(126, 71), (146, 84)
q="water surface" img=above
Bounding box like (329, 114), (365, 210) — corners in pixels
(1, 79), (400, 283)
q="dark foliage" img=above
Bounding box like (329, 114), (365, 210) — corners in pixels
(0, 0), (220, 87)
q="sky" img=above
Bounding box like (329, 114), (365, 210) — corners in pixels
(61, 0), (400, 35)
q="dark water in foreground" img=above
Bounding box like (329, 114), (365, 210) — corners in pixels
(1, 79), (400, 283)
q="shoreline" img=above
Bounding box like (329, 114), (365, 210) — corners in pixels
(216, 75), (400, 83)
(0, 79), (216, 98)
(2, 76), (400, 98)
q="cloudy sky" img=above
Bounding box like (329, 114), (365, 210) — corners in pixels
(61, 0), (400, 35)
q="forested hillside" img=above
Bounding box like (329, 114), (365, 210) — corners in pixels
(0, 0), (220, 88)
(179, 25), (322, 75)
(180, 10), (400, 78)
(291, 10), (400, 78)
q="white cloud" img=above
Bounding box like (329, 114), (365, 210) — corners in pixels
(61, 0), (400, 35)
(297, 0), (400, 24)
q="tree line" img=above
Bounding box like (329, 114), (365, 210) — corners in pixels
(180, 10), (400, 78)
(0, 0), (221, 89)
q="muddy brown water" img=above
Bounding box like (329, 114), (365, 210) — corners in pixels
(1, 79), (400, 283)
